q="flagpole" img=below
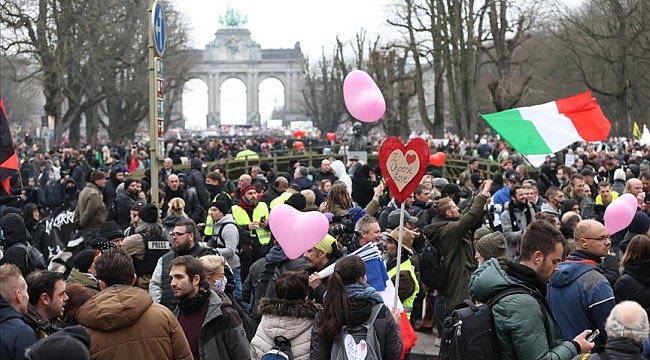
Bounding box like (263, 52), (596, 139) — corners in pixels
(393, 202), (405, 311)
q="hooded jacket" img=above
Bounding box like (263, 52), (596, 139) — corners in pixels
(22, 203), (48, 261)
(500, 201), (535, 258)
(207, 214), (241, 269)
(77, 285), (192, 360)
(171, 291), (250, 360)
(547, 250), (616, 346)
(470, 259), (579, 360)
(103, 166), (124, 209)
(0, 296), (38, 360)
(74, 182), (107, 231)
(0, 213), (36, 276)
(66, 268), (101, 294)
(186, 159), (208, 210)
(613, 259), (650, 316)
(541, 201), (561, 218)
(251, 298), (320, 360)
(423, 194), (487, 314)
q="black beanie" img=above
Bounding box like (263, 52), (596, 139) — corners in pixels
(260, 161), (271, 172)
(124, 178), (137, 189)
(138, 204), (159, 224)
(74, 249), (97, 273)
(285, 193), (306, 211)
(26, 325), (91, 360)
(210, 201), (230, 215)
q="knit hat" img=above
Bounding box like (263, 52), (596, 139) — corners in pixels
(628, 211), (650, 234)
(74, 249), (98, 273)
(131, 200), (146, 211)
(475, 232), (510, 267)
(386, 228), (414, 254)
(138, 204), (159, 224)
(240, 185), (256, 196)
(614, 168), (626, 181)
(99, 221), (123, 242)
(26, 325), (91, 360)
(89, 237), (117, 251)
(90, 171), (105, 182)
(474, 225), (494, 240)
(210, 201), (230, 215)
(285, 193), (307, 211)
(347, 206), (367, 224)
(314, 234), (338, 254)
(177, 173), (187, 182)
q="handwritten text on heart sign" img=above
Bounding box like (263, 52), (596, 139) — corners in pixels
(388, 149), (420, 191)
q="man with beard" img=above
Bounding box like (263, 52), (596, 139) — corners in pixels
(547, 220), (617, 346)
(102, 166), (124, 209)
(162, 174), (187, 215)
(115, 178), (142, 230)
(24, 271), (68, 339)
(231, 186), (271, 268)
(567, 174), (596, 220)
(149, 219), (215, 309)
(501, 185), (536, 258)
(169, 256), (249, 360)
(305, 235), (343, 304)
(469, 220), (594, 359)
(541, 186), (565, 219)
(74, 171), (108, 247)
(492, 171), (521, 207)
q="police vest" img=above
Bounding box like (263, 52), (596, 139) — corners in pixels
(231, 203), (271, 245)
(204, 191), (232, 236)
(387, 258), (420, 318)
(133, 233), (170, 278)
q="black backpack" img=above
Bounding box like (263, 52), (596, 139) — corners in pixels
(212, 222), (253, 267)
(14, 242), (47, 273)
(252, 260), (288, 320)
(440, 287), (546, 360)
(223, 291), (258, 342)
(419, 235), (461, 291)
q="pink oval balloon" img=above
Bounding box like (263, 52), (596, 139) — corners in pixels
(343, 70), (386, 123)
(604, 200), (635, 235)
(618, 193), (639, 211)
(268, 204), (330, 259)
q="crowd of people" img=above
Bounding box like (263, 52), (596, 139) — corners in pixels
(1, 133), (650, 360)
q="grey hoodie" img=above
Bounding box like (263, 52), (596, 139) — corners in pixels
(208, 214), (241, 268)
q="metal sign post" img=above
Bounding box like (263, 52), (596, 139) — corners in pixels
(149, 0), (165, 206)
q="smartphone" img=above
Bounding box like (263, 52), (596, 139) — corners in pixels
(586, 329), (600, 342)
(260, 216), (266, 222)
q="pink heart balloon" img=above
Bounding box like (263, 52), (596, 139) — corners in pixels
(604, 200), (635, 235)
(268, 204), (330, 259)
(618, 193), (639, 211)
(343, 70), (386, 123)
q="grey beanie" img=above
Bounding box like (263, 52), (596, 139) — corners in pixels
(475, 232), (510, 268)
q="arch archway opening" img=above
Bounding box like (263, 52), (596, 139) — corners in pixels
(220, 78), (247, 126)
(182, 79), (208, 130)
(258, 78), (285, 127)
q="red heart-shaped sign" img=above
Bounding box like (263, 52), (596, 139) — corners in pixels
(379, 137), (430, 204)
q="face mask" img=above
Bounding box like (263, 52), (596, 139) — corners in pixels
(307, 175), (313, 181)
(205, 183), (217, 193)
(213, 277), (227, 293)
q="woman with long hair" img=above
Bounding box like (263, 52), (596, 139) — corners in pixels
(250, 271), (320, 360)
(614, 234), (650, 315)
(322, 182), (352, 216)
(310, 255), (402, 360)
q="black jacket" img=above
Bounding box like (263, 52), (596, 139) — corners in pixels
(0, 213), (36, 276)
(614, 259), (650, 316)
(186, 159), (208, 210)
(573, 337), (643, 360)
(0, 297), (38, 360)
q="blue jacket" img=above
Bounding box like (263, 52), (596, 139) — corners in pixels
(547, 251), (616, 346)
(0, 297), (38, 360)
(492, 186), (511, 207)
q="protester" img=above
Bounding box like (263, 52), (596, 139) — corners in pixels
(0, 263), (38, 360)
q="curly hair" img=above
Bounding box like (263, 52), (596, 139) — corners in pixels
(324, 182), (352, 214)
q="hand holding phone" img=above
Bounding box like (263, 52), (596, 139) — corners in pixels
(586, 329), (600, 342)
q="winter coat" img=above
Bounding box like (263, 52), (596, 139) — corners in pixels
(547, 251), (616, 346)
(290, 177), (324, 205)
(22, 203), (49, 261)
(183, 186), (205, 225)
(77, 285), (192, 360)
(614, 259), (650, 316)
(102, 166), (124, 209)
(570, 338), (644, 360)
(0, 297), (38, 360)
(309, 299), (402, 360)
(66, 268), (101, 294)
(186, 159), (208, 210)
(492, 186), (511, 206)
(115, 189), (137, 230)
(500, 201), (535, 258)
(74, 182), (107, 231)
(69, 164), (86, 190)
(43, 179), (65, 209)
(351, 172), (377, 209)
(207, 214), (241, 269)
(540, 201), (561, 218)
(250, 298), (320, 360)
(0, 213), (36, 276)
(171, 291), (250, 360)
(470, 258), (579, 360)
(423, 194), (488, 315)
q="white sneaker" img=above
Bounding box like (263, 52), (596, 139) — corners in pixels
(434, 337), (441, 347)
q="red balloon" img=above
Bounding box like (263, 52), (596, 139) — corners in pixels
(299, 130), (306, 138)
(429, 152), (446, 166)
(293, 141), (304, 149)
(293, 130), (301, 139)
(326, 132), (336, 142)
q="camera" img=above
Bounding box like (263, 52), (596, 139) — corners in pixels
(485, 204), (502, 213)
(329, 220), (355, 237)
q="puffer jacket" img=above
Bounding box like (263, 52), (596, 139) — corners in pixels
(66, 268), (101, 294)
(309, 299), (402, 360)
(172, 291), (250, 360)
(423, 194), (487, 315)
(614, 259), (650, 316)
(250, 297), (320, 360)
(77, 285), (192, 360)
(0, 213), (36, 276)
(547, 250), (616, 346)
(470, 258), (579, 360)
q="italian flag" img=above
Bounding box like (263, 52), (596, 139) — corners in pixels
(481, 91), (611, 155)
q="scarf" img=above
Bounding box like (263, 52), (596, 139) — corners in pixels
(177, 284), (210, 316)
(344, 282), (384, 305)
(508, 202), (532, 232)
(238, 197), (255, 212)
(506, 261), (548, 297)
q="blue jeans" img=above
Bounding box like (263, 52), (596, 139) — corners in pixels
(233, 267), (242, 301)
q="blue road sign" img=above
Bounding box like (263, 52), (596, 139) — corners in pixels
(153, 1), (166, 57)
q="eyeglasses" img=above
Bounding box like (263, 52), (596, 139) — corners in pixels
(171, 232), (190, 238)
(584, 235), (610, 242)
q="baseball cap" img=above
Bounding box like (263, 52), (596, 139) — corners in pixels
(580, 169), (596, 177)
(388, 209), (419, 229)
(440, 183), (467, 197)
(506, 170), (521, 183)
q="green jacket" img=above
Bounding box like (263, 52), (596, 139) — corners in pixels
(469, 259), (578, 360)
(423, 194), (487, 314)
(67, 268), (101, 294)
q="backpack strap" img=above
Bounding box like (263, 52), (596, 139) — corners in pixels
(579, 355), (591, 360)
(215, 222), (238, 247)
(13, 242), (31, 270)
(363, 303), (384, 329)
